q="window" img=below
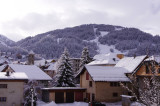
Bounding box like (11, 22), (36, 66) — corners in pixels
(146, 65), (149, 74)
(89, 81), (92, 87)
(110, 82), (120, 87)
(0, 97), (6, 102)
(113, 93), (118, 97)
(128, 92), (132, 96)
(0, 84), (7, 88)
(92, 94), (95, 101)
(158, 68), (160, 74)
(86, 72), (89, 80)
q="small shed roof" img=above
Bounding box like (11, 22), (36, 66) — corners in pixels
(42, 87), (86, 90)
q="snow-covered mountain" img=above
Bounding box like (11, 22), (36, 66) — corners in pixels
(0, 24), (159, 59)
(0, 34), (15, 46)
(16, 24), (159, 59)
(0, 34), (28, 58)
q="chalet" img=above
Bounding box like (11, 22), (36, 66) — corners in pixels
(0, 72), (28, 106)
(77, 65), (130, 102)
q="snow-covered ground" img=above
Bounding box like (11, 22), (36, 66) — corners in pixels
(37, 101), (143, 106)
(98, 44), (121, 54)
(37, 101), (88, 106)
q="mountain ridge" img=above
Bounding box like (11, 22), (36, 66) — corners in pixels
(0, 24), (160, 59)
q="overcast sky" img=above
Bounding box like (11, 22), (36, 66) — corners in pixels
(0, 0), (160, 41)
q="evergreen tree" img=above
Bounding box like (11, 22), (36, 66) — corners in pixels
(24, 81), (37, 106)
(55, 48), (75, 87)
(79, 47), (91, 68)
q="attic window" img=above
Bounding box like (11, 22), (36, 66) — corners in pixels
(86, 72), (89, 80)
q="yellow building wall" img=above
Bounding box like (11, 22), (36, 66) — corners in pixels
(80, 70), (96, 101)
(0, 81), (25, 106)
(95, 82), (124, 102)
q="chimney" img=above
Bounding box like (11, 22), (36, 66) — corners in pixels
(6, 71), (10, 76)
(134, 54), (136, 59)
(117, 54), (124, 59)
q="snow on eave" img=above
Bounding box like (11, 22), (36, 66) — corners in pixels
(121, 95), (135, 98)
(42, 87), (86, 90)
(0, 72), (28, 80)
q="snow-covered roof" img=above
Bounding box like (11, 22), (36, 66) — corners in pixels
(42, 87), (86, 90)
(0, 64), (7, 71)
(8, 64), (52, 80)
(29, 50), (35, 54)
(145, 55), (160, 63)
(0, 72), (28, 80)
(88, 53), (120, 65)
(44, 63), (56, 71)
(85, 65), (130, 82)
(115, 55), (147, 73)
(34, 59), (46, 66)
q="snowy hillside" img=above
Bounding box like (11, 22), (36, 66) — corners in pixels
(0, 34), (28, 58)
(16, 24), (126, 59)
(0, 24), (158, 59)
(0, 34), (15, 46)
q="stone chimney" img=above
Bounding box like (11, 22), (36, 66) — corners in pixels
(134, 54), (136, 59)
(117, 54), (124, 59)
(6, 70), (10, 76)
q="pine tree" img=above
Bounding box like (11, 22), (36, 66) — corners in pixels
(24, 81), (37, 106)
(79, 47), (91, 68)
(55, 48), (75, 87)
